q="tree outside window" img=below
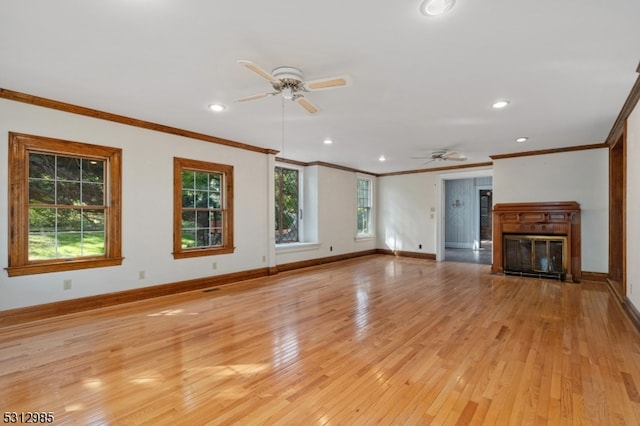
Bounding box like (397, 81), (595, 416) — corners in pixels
(173, 158), (234, 259)
(275, 166), (299, 243)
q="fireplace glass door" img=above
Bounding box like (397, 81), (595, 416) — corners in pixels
(504, 235), (567, 279)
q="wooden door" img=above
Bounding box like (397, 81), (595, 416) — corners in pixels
(479, 190), (492, 243)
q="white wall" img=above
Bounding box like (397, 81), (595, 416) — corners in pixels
(377, 172), (438, 254)
(492, 148), (609, 273)
(627, 102), (640, 310)
(0, 98), (271, 310)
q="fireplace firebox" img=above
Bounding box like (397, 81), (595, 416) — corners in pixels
(503, 235), (567, 280)
(492, 202), (581, 282)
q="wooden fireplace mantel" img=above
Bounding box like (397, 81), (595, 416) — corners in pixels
(492, 201), (581, 282)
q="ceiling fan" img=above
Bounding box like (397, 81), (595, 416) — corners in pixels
(235, 60), (351, 114)
(412, 150), (468, 165)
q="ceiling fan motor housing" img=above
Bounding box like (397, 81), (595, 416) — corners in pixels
(271, 67), (305, 95)
(272, 66), (304, 82)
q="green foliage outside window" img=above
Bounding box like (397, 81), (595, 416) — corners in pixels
(180, 170), (224, 249)
(275, 166), (299, 243)
(28, 152), (106, 259)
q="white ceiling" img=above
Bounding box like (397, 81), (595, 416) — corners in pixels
(1, 0), (639, 174)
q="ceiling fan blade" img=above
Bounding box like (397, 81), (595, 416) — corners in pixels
(237, 59), (278, 83)
(304, 74), (352, 91)
(441, 151), (467, 161)
(295, 97), (319, 114)
(234, 92), (277, 102)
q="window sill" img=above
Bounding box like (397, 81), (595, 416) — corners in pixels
(6, 257), (124, 277)
(276, 242), (321, 254)
(355, 235), (375, 242)
(173, 246), (235, 259)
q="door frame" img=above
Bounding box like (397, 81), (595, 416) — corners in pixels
(436, 168), (493, 261)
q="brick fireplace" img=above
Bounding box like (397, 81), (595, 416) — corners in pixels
(491, 202), (581, 282)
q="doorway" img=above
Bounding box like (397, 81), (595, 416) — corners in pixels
(437, 172), (493, 264)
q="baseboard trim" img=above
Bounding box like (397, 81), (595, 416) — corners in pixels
(623, 297), (640, 334)
(581, 271), (609, 283)
(605, 278), (640, 334)
(606, 278), (626, 305)
(275, 249), (378, 273)
(376, 249), (436, 260)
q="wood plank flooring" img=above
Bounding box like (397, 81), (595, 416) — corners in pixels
(1, 255), (640, 425)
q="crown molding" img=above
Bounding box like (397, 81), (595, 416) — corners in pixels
(490, 143), (608, 160)
(378, 162), (493, 177)
(0, 88), (274, 155)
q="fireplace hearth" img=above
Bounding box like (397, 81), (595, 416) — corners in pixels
(492, 202), (581, 282)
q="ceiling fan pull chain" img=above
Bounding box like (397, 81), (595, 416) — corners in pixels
(281, 96), (285, 156)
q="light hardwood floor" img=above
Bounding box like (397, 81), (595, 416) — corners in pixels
(1, 255), (640, 425)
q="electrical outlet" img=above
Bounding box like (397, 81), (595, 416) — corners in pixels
(212, 262), (217, 270)
(63, 279), (72, 290)
(138, 271), (145, 280)
(262, 255), (266, 263)
(419, 244), (422, 249)
(330, 246), (333, 252)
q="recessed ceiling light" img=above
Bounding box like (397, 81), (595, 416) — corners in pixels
(323, 138), (333, 145)
(208, 103), (226, 112)
(492, 100), (510, 109)
(420, 0), (456, 16)
(516, 137), (528, 143)
(379, 155), (386, 162)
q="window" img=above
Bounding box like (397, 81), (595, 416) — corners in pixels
(274, 166), (299, 243)
(357, 177), (373, 237)
(173, 157), (234, 259)
(7, 133), (122, 277)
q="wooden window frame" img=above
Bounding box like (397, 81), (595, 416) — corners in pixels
(7, 132), (123, 277)
(173, 157), (234, 259)
(356, 176), (374, 238)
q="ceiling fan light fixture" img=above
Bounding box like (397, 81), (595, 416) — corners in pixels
(420, 0), (456, 16)
(281, 87), (294, 100)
